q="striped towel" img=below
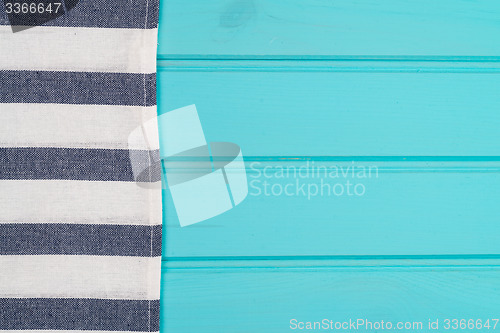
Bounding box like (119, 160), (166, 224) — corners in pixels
(0, 1), (162, 332)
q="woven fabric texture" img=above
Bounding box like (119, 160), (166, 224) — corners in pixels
(0, 1), (162, 332)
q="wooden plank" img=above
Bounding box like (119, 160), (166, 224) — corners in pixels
(162, 161), (500, 257)
(158, 0), (500, 58)
(161, 259), (500, 332)
(157, 64), (500, 156)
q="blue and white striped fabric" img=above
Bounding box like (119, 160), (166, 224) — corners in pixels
(0, 1), (162, 332)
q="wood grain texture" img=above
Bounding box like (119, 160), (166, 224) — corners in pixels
(158, 0), (500, 58)
(161, 259), (500, 332)
(158, 61), (500, 259)
(157, 65), (500, 156)
(163, 161), (500, 257)
(157, 1), (500, 331)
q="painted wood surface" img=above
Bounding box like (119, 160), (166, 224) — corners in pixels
(163, 161), (500, 257)
(161, 259), (500, 333)
(157, 63), (500, 156)
(158, 0), (500, 58)
(158, 63), (500, 257)
(157, 1), (500, 332)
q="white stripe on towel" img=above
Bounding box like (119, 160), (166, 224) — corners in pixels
(0, 256), (161, 300)
(0, 180), (162, 225)
(0, 26), (157, 73)
(0, 104), (158, 150)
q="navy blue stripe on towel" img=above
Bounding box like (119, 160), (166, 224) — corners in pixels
(0, 71), (156, 106)
(0, 147), (161, 182)
(0, 224), (162, 256)
(0, 0), (159, 29)
(0, 298), (160, 331)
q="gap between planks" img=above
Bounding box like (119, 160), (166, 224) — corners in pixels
(162, 255), (500, 271)
(157, 58), (500, 73)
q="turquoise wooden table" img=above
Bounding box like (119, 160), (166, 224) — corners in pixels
(157, 1), (500, 332)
